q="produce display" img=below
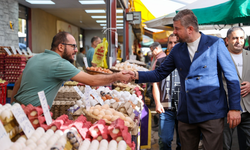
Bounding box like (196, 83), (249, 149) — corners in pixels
(111, 61), (148, 72)
(86, 67), (113, 74)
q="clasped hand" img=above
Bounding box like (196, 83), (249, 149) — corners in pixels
(118, 70), (137, 83)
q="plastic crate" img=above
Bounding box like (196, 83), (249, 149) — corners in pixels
(0, 81), (8, 105)
(6, 98), (11, 104)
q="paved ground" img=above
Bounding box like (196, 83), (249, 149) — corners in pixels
(146, 106), (240, 150)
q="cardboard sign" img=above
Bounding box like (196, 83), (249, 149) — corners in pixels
(10, 46), (17, 55)
(0, 121), (13, 150)
(22, 49), (28, 55)
(27, 47), (33, 55)
(16, 48), (23, 55)
(91, 91), (104, 105)
(38, 91), (52, 125)
(3, 48), (12, 55)
(83, 57), (89, 68)
(84, 85), (92, 111)
(11, 105), (35, 138)
(73, 86), (84, 98)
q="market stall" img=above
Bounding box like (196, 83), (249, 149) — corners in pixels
(0, 59), (150, 150)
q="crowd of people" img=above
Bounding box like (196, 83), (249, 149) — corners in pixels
(10, 8), (250, 150)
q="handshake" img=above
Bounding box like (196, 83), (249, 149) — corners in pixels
(117, 70), (139, 83)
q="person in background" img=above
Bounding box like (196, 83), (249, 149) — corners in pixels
(223, 27), (250, 150)
(123, 9), (241, 150)
(153, 34), (181, 150)
(11, 32), (131, 107)
(244, 36), (250, 51)
(86, 36), (101, 67)
(136, 50), (142, 61)
(76, 47), (86, 68)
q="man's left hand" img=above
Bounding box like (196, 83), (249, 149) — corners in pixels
(240, 81), (250, 97)
(227, 110), (241, 128)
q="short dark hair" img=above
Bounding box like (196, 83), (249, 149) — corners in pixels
(227, 27), (245, 38)
(173, 9), (199, 32)
(149, 42), (161, 50)
(79, 48), (85, 53)
(51, 31), (69, 51)
(91, 36), (100, 44)
(168, 34), (177, 42)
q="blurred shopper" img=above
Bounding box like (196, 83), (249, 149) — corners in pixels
(76, 47), (86, 68)
(152, 34), (181, 150)
(136, 50), (142, 61)
(11, 32), (131, 107)
(122, 9), (241, 150)
(86, 36), (101, 67)
(223, 27), (250, 150)
(244, 36), (250, 50)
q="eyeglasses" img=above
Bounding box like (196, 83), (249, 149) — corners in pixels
(62, 43), (77, 50)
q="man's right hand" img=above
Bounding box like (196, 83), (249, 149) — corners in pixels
(156, 103), (165, 114)
(121, 70), (138, 80)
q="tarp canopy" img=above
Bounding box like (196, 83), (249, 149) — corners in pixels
(177, 0), (250, 25)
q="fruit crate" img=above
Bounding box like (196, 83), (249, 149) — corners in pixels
(0, 81), (8, 105)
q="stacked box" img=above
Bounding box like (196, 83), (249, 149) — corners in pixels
(0, 53), (6, 79)
(4, 54), (26, 83)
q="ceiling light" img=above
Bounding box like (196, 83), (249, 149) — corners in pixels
(100, 24), (106, 26)
(26, 0), (55, 4)
(79, 1), (105, 4)
(117, 27), (123, 29)
(117, 16), (123, 19)
(91, 16), (106, 19)
(116, 24), (123, 26)
(85, 10), (105, 13)
(116, 10), (123, 13)
(116, 20), (123, 23)
(96, 20), (106, 23)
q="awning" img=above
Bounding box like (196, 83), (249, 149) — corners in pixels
(177, 0), (250, 25)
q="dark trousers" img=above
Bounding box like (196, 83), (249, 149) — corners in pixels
(178, 118), (224, 150)
(224, 112), (250, 150)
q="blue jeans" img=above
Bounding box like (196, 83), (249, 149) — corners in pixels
(158, 110), (181, 150)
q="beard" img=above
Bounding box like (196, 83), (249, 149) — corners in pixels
(62, 47), (74, 63)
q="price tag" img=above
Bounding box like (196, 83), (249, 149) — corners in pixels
(84, 85), (92, 111)
(38, 91), (52, 125)
(3, 48), (12, 55)
(73, 86), (84, 98)
(22, 49), (28, 55)
(91, 91), (104, 105)
(11, 104), (35, 138)
(109, 57), (112, 68)
(27, 47), (33, 55)
(0, 121), (13, 150)
(16, 48), (23, 55)
(10, 46), (17, 55)
(83, 57), (89, 68)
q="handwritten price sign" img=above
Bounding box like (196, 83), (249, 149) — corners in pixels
(11, 104), (35, 138)
(38, 91), (52, 125)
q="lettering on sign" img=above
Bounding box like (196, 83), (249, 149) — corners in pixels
(11, 105), (35, 138)
(0, 120), (12, 149)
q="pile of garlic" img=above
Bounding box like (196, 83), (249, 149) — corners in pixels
(79, 139), (127, 150)
(7, 128), (67, 150)
(111, 62), (148, 71)
(75, 86), (142, 112)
